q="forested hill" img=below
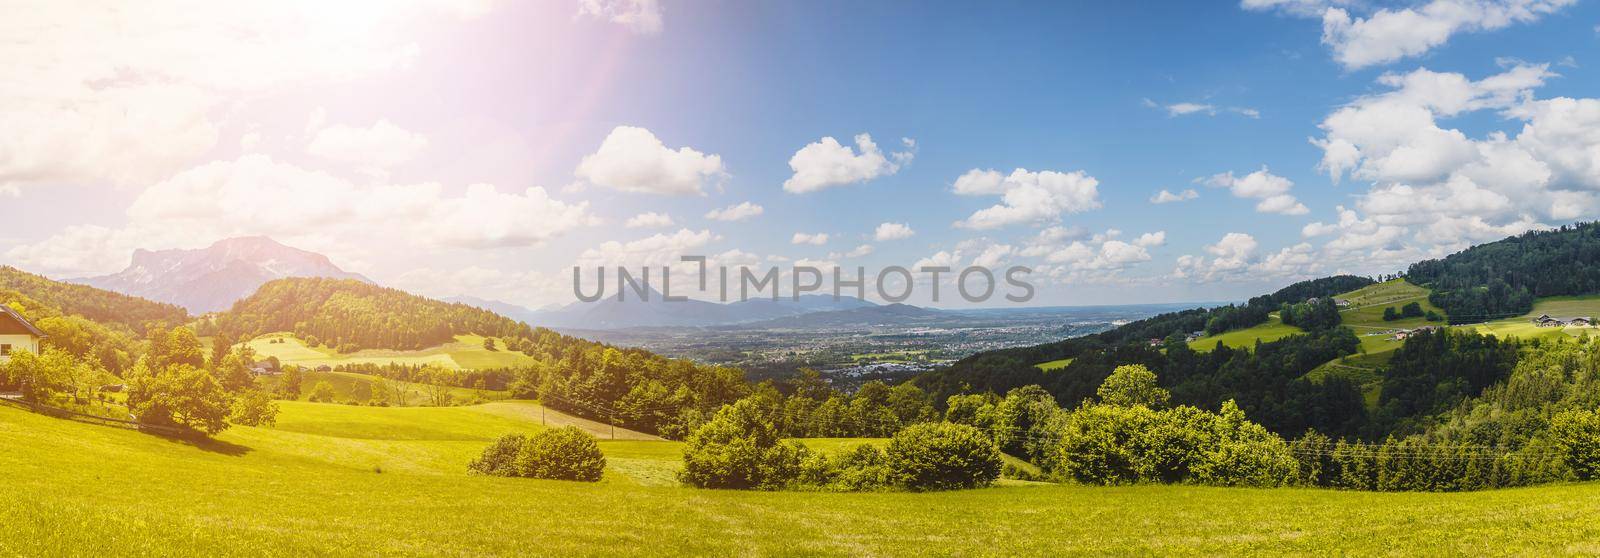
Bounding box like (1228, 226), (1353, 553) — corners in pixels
(0, 266), (188, 330)
(216, 278), (538, 351)
(1407, 222), (1600, 323)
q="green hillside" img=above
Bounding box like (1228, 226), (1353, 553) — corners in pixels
(0, 265), (188, 329)
(6, 404), (1600, 556)
(1185, 315), (1302, 351)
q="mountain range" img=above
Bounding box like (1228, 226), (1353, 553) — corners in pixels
(80, 236), (370, 314)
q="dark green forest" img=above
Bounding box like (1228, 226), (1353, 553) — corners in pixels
(1408, 222), (1600, 323)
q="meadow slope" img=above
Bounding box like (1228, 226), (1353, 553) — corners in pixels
(6, 403), (1600, 556)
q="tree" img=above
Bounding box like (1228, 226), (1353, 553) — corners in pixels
(515, 426), (606, 481)
(230, 389), (280, 427)
(990, 385), (1058, 459)
(1, 347), (73, 402)
(483, 337), (498, 352)
(307, 381), (337, 403)
(1550, 409), (1600, 480)
(278, 366), (304, 400)
(1096, 364), (1171, 408)
(127, 363), (234, 436)
(216, 353), (256, 393)
(884, 422), (1002, 491)
(1382, 306), (1400, 321)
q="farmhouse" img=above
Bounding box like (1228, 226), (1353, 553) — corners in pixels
(1334, 298), (1352, 307)
(0, 305), (46, 362)
(1532, 315), (1595, 327)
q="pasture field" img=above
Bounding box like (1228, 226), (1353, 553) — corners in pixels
(1035, 357), (1074, 371)
(9, 402), (1600, 556)
(1471, 295), (1600, 342)
(245, 333), (538, 371)
(1186, 315), (1302, 352)
(277, 369), (509, 407)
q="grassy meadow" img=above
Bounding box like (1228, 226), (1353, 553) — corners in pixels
(1186, 315), (1302, 351)
(245, 332), (538, 371)
(8, 399), (1600, 556)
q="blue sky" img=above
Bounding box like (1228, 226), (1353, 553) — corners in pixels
(3, 0), (1599, 308)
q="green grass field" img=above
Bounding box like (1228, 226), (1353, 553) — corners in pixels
(6, 403), (1600, 556)
(280, 369), (509, 407)
(1470, 295), (1600, 342)
(1035, 357), (1073, 371)
(245, 333), (538, 371)
(1186, 315), (1303, 352)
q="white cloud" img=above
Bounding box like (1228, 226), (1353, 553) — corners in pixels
(791, 232), (830, 245)
(625, 212), (675, 229)
(7, 155), (596, 276)
(1133, 231), (1167, 248)
(704, 202), (764, 222)
(1247, 0), (1576, 69)
(1145, 99), (1261, 118)
(953, 168), (1103, 229)
(577, 0), (664, 35)
(783, 134), (914, 194)
(1149, 189), (1199, 204)
(829, 244), (875, 259)
(306, 119), (428, 173)
(391, 266), (567, 310)
(1200, 167), (1310, 215)
(1173, 232), (1260, 282)
(576, 229), (719, 269)
(0, 1), (485, 195)
(873, 222), (916, 241)
(574, 126), (726, 195)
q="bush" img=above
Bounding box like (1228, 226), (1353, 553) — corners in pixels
(1096, 364), (1170, 408)
(307, 381), (336, 403)
(885, 422), (1002, 491)
(230, 389), (280, 427)
(1550, 409), (1600, 480)
(468, 434), (528, 477)
(680, 398), (810, 490)
(516, 426), (606, 482)
(798, 444), (893, 491)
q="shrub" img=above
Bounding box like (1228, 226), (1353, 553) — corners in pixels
(230, 389), (280, 427)
(307, 381), (336, 403)
(680, 398), (810, 490)
(516, 426), (606, 482)
(1550, 409), (1600, 480)
(885, 422), (1002, 491)
(989, 385), (1058, 461)
(1190, 401), (1297, 487)
(798, 444), (894, 491)
(468, 434), (528, 477)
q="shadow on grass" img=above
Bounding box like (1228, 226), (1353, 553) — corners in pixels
(148, 428), (253, 456)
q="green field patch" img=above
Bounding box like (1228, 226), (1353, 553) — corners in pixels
(1035, 358), (1074, 371)
(1470, 295), (1600, 342)
(245, 333), (538, 371)
(1186, 316), (1303, 352)
(1335, 279), (1446, 330)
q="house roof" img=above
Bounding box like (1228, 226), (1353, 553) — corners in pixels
(0, 305), (46, 338)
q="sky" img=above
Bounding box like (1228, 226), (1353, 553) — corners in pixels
(3, 0), (1599, 309)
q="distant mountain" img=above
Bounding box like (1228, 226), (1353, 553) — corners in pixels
(444, 295), (542, 324)
(726, 303), (942, 329)
(532, 288), (878, 329)
(81, 236), (370, 314)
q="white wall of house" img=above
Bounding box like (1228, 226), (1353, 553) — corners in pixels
(0, 333), (40, 362)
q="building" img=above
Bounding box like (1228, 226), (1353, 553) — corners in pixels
(1333, 298), (1352, 307)
(0, 305), (46, 363)
(1532, 315), (1594, 327)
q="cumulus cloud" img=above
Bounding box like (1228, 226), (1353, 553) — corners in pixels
(625, 212), (675, 228)
(783, 134), (915, 194)
(829, 244), (875, 259)
(1150, 189), (1199, 204)
(953, 168), (1103, 229)
(1200, 167), (1310, 215)
(1245, 0), (1577, 69)
(306, 118), (428, 173)
(575, 126), (726, 195)
(873, 222), (916, 241)
(1304, 63), (1589, 265)
(704, 202), (764, 222)
(1173, 232), (1260, 282)
(577, 0), (664, 35)
(0, 1), (485, 196)
(791, 232), (830, 245)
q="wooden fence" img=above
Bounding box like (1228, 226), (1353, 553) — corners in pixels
(0, 395), (184, 436)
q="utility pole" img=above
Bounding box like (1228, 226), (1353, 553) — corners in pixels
(610, 413), (616, 440)
(541, 403), (546, 426)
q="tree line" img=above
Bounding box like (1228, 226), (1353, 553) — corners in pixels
(1408, 221), (1600, 323)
